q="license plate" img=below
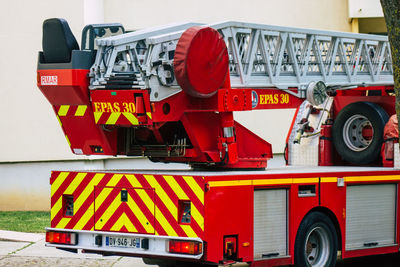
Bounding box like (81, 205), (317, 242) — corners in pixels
(105, 236), (140, 248)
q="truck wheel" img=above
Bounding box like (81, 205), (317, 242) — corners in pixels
(294, 212), (338, 267)
(332, 101), (388, 165)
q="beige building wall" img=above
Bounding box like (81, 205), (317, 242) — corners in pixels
(0, 0), (86, 162)
(104, 0), (352, 32)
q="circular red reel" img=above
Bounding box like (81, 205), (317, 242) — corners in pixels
(173, 26), (229, 98)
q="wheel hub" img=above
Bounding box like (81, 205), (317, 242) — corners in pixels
(305, 226), (330, 266)
(342, 114), (373, 152)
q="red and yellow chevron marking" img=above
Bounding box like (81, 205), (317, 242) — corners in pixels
(50, 172), (205, 238)
(56, 105), (88, 117)
(93, 112), (152, 126)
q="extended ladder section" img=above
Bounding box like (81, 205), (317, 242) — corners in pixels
(90, 21), (393, 99)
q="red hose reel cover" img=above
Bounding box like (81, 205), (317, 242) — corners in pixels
(173, 26), (229, 98)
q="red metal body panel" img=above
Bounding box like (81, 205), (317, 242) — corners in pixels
(53, 104), (117, 155)
(320, 181), (346, 252)
(333, 95), (396, 117)
(250, 89), (303, 110)
(37, 69), (90, 105)
(91, 90), (153, 126)
(204, 183), (253, 262)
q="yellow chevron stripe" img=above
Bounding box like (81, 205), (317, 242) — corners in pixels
(163, 176), (189, 200)
(127, 193), (154, 233)
(129, 176), (176, 236)
(111, 213), (137, 232)
(162, 175), (204, 232)
(145, 175), (177, 220)
(125, 174), (143, 188)
(180, 224), (197, 238)
(147, 112), (152, 120)
(124, 112), (139, 125)
(58, 105), (69, 116)
(51, 197), (62, 220)
(64, 173), (87, 195)
(73, 203), (93, 230)
(183, 176), (204, 205)
(56, 217), (71, 229)
(75, 105), (87, 116)
(95, 191), (121, 230)
(72, 174), (105, 230)
(51, 172), (70, 196)
(135, 188), (155, 216)
(94, 187), (113, 213)
(106, 174), (124, 187)
(155, 206), (177, 236)
(191, 204), (204, 230)
(94, 112), (103, 123)
(74, 173), (104, 215)
(106, 112), (120, 124)
(125, 175), (156, 217)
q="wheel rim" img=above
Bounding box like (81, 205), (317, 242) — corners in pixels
(342, 114), (373, 152)
(304, 226), (330, 267)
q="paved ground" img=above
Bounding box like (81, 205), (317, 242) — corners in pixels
(0, 232), (147, 267)
(0, 230), (399, 266)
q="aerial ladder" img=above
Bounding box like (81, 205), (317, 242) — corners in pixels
(38, 19), (394, 169)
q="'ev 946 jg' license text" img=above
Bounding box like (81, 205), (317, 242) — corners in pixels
(105, 236), (140, 248)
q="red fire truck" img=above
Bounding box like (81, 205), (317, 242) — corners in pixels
(38, 18), (399, 266)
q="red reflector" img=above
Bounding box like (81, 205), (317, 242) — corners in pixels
(169, 240), (202, 255)
(46, 231), (76, 245)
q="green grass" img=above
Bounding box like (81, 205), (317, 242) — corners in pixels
(0, 211), (50, 233)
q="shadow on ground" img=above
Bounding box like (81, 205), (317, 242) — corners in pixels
(336, 252), (400, 267)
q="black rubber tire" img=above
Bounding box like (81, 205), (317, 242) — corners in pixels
(332, 101), (389, 165)
(294, 211), (338, 267)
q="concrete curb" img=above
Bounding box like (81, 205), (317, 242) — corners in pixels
(0, 230), (44, 242)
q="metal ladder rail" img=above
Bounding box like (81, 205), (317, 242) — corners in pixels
(90, 21), (393, 98)
(210, 22), (393, 96)
(90, 22), (203, 88)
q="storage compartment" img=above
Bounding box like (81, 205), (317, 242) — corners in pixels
(253, 189), (288, 259)
(94, 186), (155, 234)
(345, 184), (396, 250)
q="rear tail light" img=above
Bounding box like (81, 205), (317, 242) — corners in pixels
(46, 231), (77, 245)
(168, 240), (202, 255)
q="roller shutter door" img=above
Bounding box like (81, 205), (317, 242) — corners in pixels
(346, 184), (396, 250)
(254, 189), (287, 259)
